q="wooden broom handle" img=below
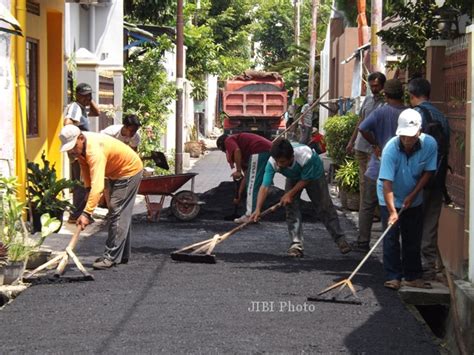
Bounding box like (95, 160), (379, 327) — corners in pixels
(216, 202), (282, 244)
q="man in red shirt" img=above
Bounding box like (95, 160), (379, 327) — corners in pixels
(217, 133), (272, 223)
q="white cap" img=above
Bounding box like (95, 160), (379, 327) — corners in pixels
(396, 109), (422, 137)
(59, 125), (81, 152)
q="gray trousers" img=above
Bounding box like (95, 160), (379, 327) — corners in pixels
(285, 176), (345, 249)
(421, 188), (443, 274)
(358, 176), (378, 243)
(104, 170), (143, 263)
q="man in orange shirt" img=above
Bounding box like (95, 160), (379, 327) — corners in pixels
(59, 125), (143, 270)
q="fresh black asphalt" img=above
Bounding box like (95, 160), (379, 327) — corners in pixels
(0, 150), (439, 353)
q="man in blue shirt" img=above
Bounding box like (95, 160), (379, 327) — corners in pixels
(354, 79), (406, 252)
(378, 109), (437, 290)
(250, 139), (351, 257)
(408, 78), (451, 280)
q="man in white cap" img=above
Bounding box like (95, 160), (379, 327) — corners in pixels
(59, 125), (143, 270)
(377, 108), (437, 290)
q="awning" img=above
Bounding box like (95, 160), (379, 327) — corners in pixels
(0, 3), (23, 36)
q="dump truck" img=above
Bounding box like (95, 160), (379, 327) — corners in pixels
(221, 71), (288, 139)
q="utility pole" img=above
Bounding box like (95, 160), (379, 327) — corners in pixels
(370, 0), (382, 72)
(356, 0), (369, 46)
(175, 0), (184, 174)
(307, 0), (319, 104)
(293, 0), (301, 102)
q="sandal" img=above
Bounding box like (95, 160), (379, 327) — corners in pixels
(402, 279), (432, 289)
(335, 239), (352, 254)
(384, 280), (401, 290)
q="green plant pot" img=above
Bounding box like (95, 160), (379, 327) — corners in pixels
(0, 261), (26, 285)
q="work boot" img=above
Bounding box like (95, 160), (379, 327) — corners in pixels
(335, 238), (352, 254)
(92, 257), (116, 270)
(287, 243), (304, 257)
(350, 241), (370, 253)
(234, 215), (251, 224)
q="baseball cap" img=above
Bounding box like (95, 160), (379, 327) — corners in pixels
(59, 125), (81, 152)
(76, 83), (93, 95)
(396, 109), (422, 137)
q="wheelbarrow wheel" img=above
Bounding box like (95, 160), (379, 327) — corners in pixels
(171, 190), (200, 221)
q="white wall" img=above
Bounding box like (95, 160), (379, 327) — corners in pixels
(205, 74), (218, 136)
(0, 0), (15, 176)
(65, 0), (124, 130)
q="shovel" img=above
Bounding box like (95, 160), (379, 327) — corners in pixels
(142, 151), (169, 170)
(171, 202), (282, 264)
(307, 208), (404, 305)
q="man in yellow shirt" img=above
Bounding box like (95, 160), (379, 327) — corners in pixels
(59, 125), (143, 270)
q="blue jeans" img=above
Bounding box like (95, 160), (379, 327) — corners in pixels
(381, 205), (423, 281)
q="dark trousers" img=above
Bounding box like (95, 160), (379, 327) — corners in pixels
(70, 160), (88, 219)
(104, 170), (143, 263)
(381, 205), (423, 281)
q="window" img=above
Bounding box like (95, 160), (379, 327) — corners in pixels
(26, 38), (39, 137)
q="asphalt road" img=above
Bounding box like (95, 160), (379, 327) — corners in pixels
(0, 150), (439, 354)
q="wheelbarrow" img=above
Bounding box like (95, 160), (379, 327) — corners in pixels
(138, 173), (201, 222)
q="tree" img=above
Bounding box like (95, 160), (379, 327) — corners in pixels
(122, 37), (176, 159)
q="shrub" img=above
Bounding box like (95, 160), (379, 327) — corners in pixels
(323, 113), (358, 166)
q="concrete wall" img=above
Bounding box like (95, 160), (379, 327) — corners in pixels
(0, 0), (15, 177)
(336, 28), (358, 98)
(65, 0), (124, 132)
(204, 74), (218, 137)
(24, 1), (65, 170)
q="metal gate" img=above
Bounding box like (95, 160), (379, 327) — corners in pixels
(443, 36), (468, 208)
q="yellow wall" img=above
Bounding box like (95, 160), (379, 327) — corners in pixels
(22, 1), (64, 176)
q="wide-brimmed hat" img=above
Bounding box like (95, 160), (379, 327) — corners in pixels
(396, 109), (422, 137)
(59, 125), (81, 152)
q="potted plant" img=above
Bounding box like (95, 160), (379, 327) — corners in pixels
(184, 126), (202, 158)
(27, 152), (78, 233)
(323, 113), (358, 167)
(335, 159), (360, 211)
(0, 176), (60, 285)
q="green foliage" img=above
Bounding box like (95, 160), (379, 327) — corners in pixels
(335, 159), (359, 193)
(124, 0), (176, 25)
(377, 0), (471, 74)
(253, 0), (332, 99)
(0, 176), (60, 262)
(335, 0), (405, 27)
(123, 39), (176, 161)
(184, 0), (253, 95)
(377, 2), (439, 74)
(27, 152), (79, 216)
(323, 113), (358, 166)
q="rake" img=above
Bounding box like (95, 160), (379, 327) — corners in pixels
(171, 203), (282, 263)
(308, 208), (404, 305)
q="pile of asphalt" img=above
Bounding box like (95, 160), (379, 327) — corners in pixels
(196, 181), (319, 222)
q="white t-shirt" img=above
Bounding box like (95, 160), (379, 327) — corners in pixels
(100, 124), (140, 148)
(64, 102), (89, 131)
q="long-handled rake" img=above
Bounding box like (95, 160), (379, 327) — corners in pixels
(171, 203), (282, 264)
(24, 225), (94, 281)
(308, 209), (404, 305)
